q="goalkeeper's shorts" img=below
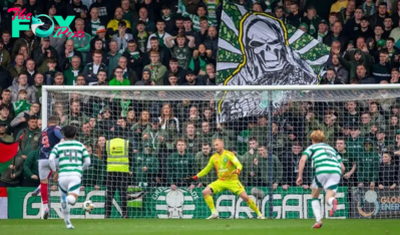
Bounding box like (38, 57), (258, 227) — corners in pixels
(209, 180), (245, 195)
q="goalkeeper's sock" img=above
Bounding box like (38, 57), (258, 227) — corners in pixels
(40, 183), (48, 208)
(247, 198), (262, 217)
(327, 197), (335, 207)
(66, 195), (76, 206)
(312, 198), (322, 222)
(204, 195), (217, 214)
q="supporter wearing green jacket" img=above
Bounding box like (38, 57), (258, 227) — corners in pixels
(135, 143), (160, 187)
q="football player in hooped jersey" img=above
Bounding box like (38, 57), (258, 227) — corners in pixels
(32, 116), (63, 219)
(297, 130), (345, 229)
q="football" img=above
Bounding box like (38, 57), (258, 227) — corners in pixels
(83, 200), (95, 213)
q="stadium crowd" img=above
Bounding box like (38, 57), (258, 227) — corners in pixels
(0, 0), (399, 193)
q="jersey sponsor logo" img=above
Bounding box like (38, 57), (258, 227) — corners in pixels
(152, 187), (199, 219)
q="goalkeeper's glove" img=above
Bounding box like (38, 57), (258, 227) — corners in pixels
(184, 175), (199, 182)
(232, 169), (241, 175)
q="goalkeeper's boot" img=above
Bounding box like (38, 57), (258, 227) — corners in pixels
(257, 215), (266, 219)
(32, 188), (40, 197)
(43, 207), (50, 220)
(206, 213), (219, 219)
(329, 198), (338, 217)
(66, 221), (74, 230)
(312, 221), (323, 229)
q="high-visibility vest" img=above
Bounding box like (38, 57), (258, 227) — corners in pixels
(106, 138), (129, 172)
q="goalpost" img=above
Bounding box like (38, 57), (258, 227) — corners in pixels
(41, 84), (400, 219)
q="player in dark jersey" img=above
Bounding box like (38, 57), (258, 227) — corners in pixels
(31, 116), (63, 219)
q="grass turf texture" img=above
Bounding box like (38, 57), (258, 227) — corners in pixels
(1, 219), (399, 235)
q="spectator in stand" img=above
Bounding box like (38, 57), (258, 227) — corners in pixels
(165, 34), (195, 70)
(25, 59), (36, 86)
(59, 40), (83, 71)
(343, 7), (363, 38)
(33, 37), (58, 74)
(72, 18), (92, 62)
(147, 20), (172, 51)
(182, 70), (206, 85)
(167, 139), (195, 191)
(194, 142), (214, 187)
(118, 56), (139, 85)
(0, 38), (11, 70)
(8, 54), (27, 80)
(22, 149), (39, 187)
(370, 2), (389, 29)
(317, 20), (329, 42)
(163, 58), (187, 85)
(90, 26), (108, 52)
(135, 142), (160, 188)
(112, 21), (134, 55)
(122, 40), (145, 77)
(282, 141), (310, 190)
(67, 99), (88, 126)
(382, 17), (394, 39)
(324, 21), (349, 50)
(106, 40), (122, 78)
(369, 101), (385, 128)
(0, 104), (13, 135)
(361, 0), (376, 17)
(330, 53), (349, 83)
(1, 31), (13, 54)
(287, 1), (302, 27)
(203, 26), (218, 60)
(134, 21), (149, 54)
(378, 151), (398, 190)
(372, 50), (391, 83)
(239, 137), (259, 186)
(184, 122), (201, 154)
(336, 138), (357, 186)
(0, 121), (13, 142)
(90, 0), (110, 25)
(8, 73), (36, 103)
(86, 7), (102, 37)
(335, 48), (371, 81)
(355, 17), (373, 41)
(63, 56), (83, 85)
(338, 0), (355, 24)
(109, 66), (130, 86)
(134, 7), (156, 34)
(87, 39), (108, 65)
(254, 143), (282, 189)
(71, 0), (88, 20)
(161, 5), (175, 35)
(357, 137), (379, 190)
(83, 50), (108, 84)
(11, 29), (39, 60)
(301, 5), (322, 38)
(107, 7), (132, 37)
(144, 50), (167, 85)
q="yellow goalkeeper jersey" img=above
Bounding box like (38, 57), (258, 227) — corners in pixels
(197, 150), (242, 181)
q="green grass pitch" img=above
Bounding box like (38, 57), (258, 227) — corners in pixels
(1, 219), (399, 235)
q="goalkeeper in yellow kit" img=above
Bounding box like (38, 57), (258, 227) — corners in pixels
(187, 139), (265, 219)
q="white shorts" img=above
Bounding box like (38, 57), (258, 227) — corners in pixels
(38, 160), (52, 180)
(311, 173), (341, 193)
(58, 176), (81, 196)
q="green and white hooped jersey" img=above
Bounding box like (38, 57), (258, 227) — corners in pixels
(303, 143), (342, 176)
(49, 140), (90, 178)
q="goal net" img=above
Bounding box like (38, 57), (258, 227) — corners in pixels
(41, 85), (400, 219)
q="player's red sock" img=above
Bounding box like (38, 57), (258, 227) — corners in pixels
(41, 183), (49, 206)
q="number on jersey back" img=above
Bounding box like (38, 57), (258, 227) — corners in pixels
(49, 140), (90, 178)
